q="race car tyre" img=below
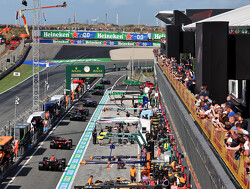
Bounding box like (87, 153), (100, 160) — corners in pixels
(58, 164), (63, 172)
(66, 143), (71, 150)
(84, 109), (89, 116)
(50, 142), (55, 149)
(62, 158), (66, 167)
(69, 139), (73, 148)
(39, 162), (44, 170)
(43, 157), (48, 162)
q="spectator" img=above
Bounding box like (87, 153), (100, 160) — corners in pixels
(225, 96), (235, 110)
(225, 105), (235, 118)
(199, 86), (210, 97)
(235, 112), (248, 130)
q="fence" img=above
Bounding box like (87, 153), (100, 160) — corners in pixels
(0, 44), (5, 55)
(158, 59), (249, 188)
(0, 40), (25, 73)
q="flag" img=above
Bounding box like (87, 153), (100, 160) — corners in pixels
(16, 11), (19, 20)
(43, 12), (46, 22)
(74, 13), (76, 23)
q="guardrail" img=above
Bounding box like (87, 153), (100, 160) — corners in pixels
(0, 40), (25, 73)
(158, 59), (249, 188)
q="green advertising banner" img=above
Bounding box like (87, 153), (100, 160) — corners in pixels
(152, 33), (166, 40)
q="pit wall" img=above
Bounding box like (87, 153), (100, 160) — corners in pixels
(158, 59), (249, 188)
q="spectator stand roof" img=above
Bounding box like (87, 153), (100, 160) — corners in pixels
(184, 5), (250, 30)
(155, 11), (175, 24)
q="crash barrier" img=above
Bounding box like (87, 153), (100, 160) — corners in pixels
(157, 59), (249, 188)
(0, 40), (25, 73)
(40, 39), (161, 47)
(105, 67), (127, 73)
(0, 45), (31, 80)
(40, 30), (166, 41)
(0, 44), (5, 55)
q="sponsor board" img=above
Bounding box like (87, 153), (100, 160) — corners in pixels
(158, 60), (250, 189)
(41, 31), (148, 41)
(40, 39), (160, 47)
(151, 33), (166, 40)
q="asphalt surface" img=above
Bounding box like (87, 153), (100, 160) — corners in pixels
(1, 72), (126, 189)
(54, 45), (120, 60)
(0, 44), (153, 130)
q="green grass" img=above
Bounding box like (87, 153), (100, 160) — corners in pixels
(0, 65), (44, 93)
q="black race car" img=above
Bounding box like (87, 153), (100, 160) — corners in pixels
(50, 137), (72, 149)
(100, 79), (111, 84)
(38, 156), (66, 171)
(70, 109), (86, 121)
(94, 84), (105, 89)
(92, 90), (104, 95)
(81, 100), (97, 107)
(72, 106), (90, 116)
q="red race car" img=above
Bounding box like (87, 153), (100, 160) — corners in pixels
(140, 81), (155, 89)
(39, 156), (66, 171)
(50, 137), (72, 149)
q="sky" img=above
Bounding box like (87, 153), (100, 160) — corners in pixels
(1, 0), (250, 26)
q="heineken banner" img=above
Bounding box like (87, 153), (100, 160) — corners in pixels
(41, 31), (148, 41)
(151, 33), (166, 40)
(40, 39), (161, 47)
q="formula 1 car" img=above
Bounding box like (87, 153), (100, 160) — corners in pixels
(139, 81), (155, 89)
(50, 137), (72, 149)
(70, 109), (86, 121)
(100, 79), (111, 84)
(94, 84), (105, 89)
(92, 90), (104, 95)
(72, 106), (90, 116)
(38, 156), (66, 171)
(81, 100), (97, 107)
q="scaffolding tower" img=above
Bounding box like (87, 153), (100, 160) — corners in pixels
(32, 0), (40, 112)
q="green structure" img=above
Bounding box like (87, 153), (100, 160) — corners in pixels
(66, 65), (105, 95)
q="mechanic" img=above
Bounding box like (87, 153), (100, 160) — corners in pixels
(88, 175), (93, 185)
(13, 138), (19, 158)
(99, 129), (104, 145)
(130, 165), (137, 183)
(92, 128), (97, 144)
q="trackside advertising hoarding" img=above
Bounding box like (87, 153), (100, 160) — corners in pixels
(41, 31), (148, 41)
(40, 39), (161, 47)
(158, 59), (250, 189)
(151, 33), (166, 40)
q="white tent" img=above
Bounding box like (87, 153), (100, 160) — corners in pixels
(184, 5), (250, 30)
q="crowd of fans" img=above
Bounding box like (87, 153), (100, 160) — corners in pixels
(2, 24), (165, 33)
(154, 49), (250, 178)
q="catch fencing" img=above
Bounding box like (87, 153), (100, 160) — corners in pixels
(0, 40), (25, 73)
